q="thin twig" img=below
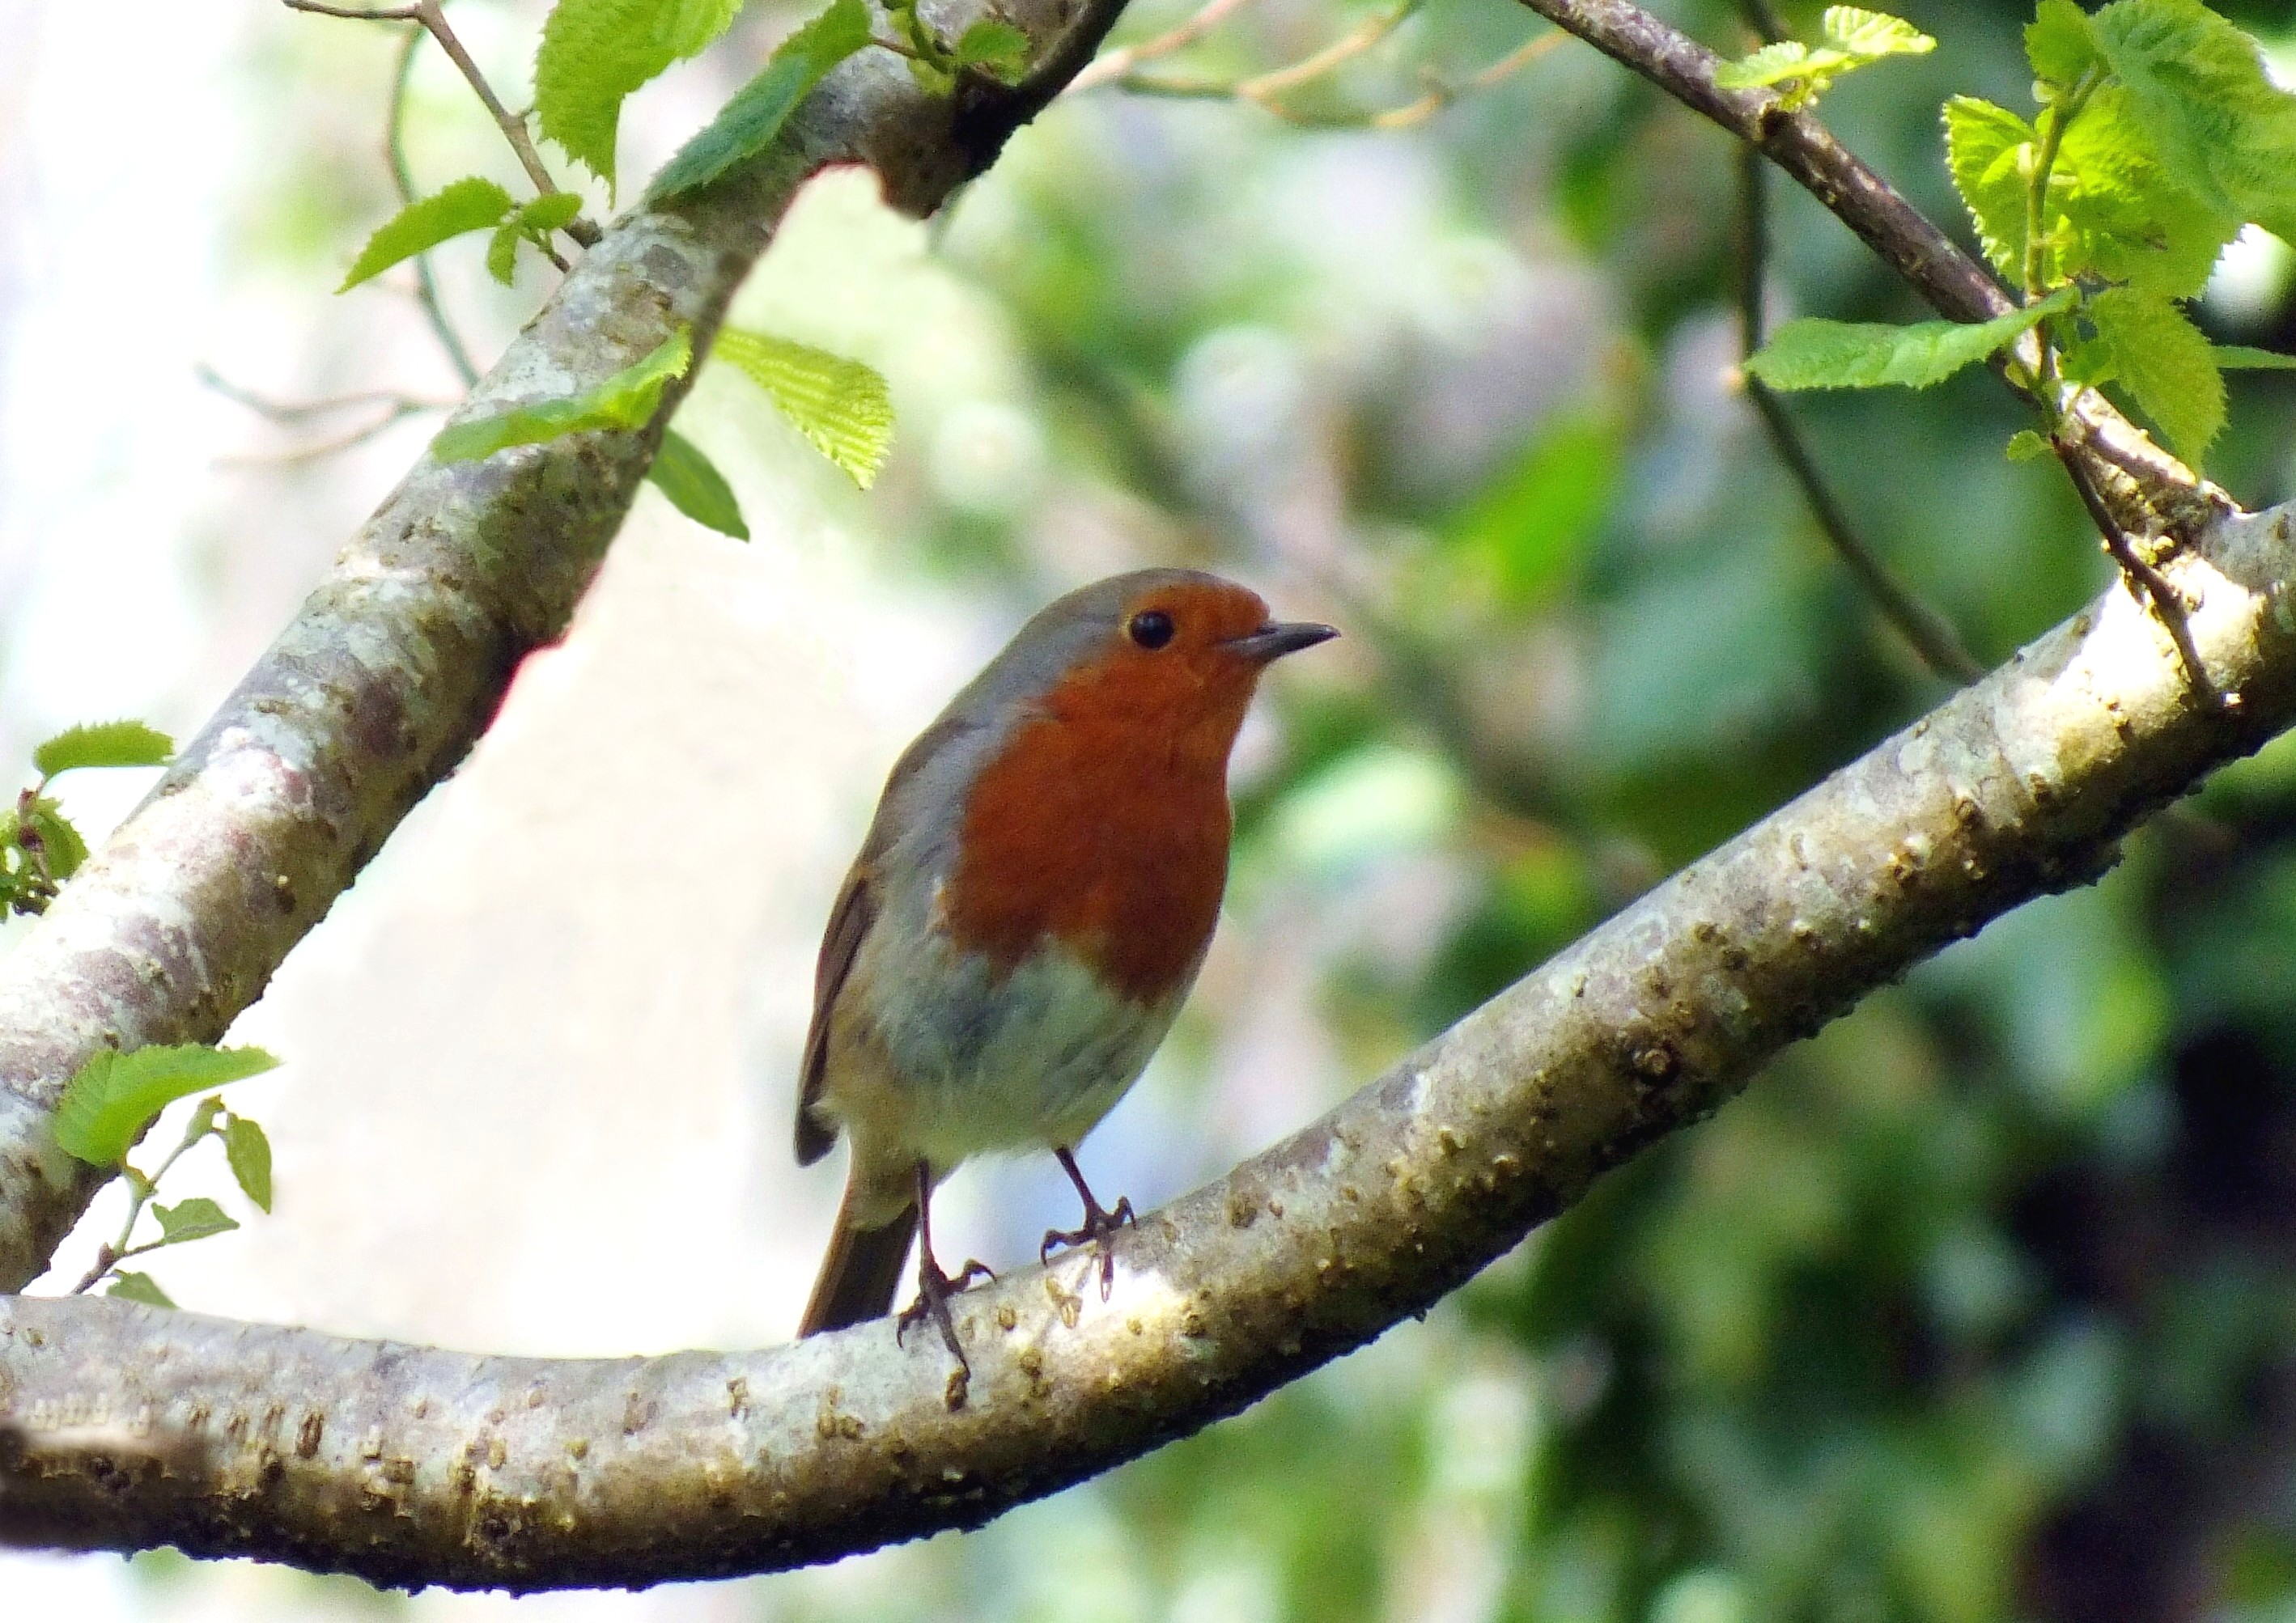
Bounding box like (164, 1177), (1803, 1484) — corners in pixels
(196, 365), (450, 425)
(388, 23), (482, 385)
(1239, 0), (1418, 97)
(286, 0), (602, 249)
(215, 402), (444, 467)
(1733, 144), (1982, 682)
(1067, 0), (1259, 93)
(2057, 443), (2222, 708)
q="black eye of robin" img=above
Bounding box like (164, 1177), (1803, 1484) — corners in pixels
(1128, 609), (1175, 650)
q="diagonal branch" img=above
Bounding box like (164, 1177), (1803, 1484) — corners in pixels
(0, 0), (1132, 1295)
(6, 494), (2296, 1587)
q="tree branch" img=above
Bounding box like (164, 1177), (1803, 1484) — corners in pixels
(0, 0), (1132, 1295)
(7, 493), (2296, 1587)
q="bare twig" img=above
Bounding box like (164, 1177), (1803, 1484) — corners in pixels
(388, 24), (482, 385)
(285, 0), (603, 249)
(2058, 442), (2223, 708)
(1733, 146), (1983, 682)
(1066, 0), (1259, 93)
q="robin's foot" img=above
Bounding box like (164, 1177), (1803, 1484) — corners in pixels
(1041, 1192), (1135, 1300)
(896, 1253), (995, 1368)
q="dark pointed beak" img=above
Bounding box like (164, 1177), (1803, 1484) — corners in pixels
(1224, 621), (1339, 663)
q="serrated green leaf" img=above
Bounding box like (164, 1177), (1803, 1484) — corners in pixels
(2027, 0), (2099, 87)
(955, 19), (1030, 78)
(2053, 85), (2242, 299)
(1744, 287), (2076, 391)
(151, 1197), (240, 1244)
(23, 798), (87, 885)
(712, 327), (894, 486)
(647, 0), (873, 199)
(107, 1271), (175, 1308)
(2090, 284), (2225, 460)
(485, 193), (587, 287)
(34, 721), (173, 777)
(2091, 0), (2296, 246)
(2005, 428), (2055, 461)
(339, 177), (516, 292)
(1715, 40), (1822, 90)
(51, 1045), (282, 1168)
(659, 0), (749, 55)
(433, 330), (693, 463)
(2061, 334), (2119, 386)
(1944, 97), (2039, 282)
(224, 1116), (274, 1213)
(1820, 6), (1934, 60)
(647, 429), (750, 538)
(486, 222), (524, 286)
(2215, 345), (2296, 369)
(537, 0), (686, 188)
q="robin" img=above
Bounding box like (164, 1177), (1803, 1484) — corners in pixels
(795, 568), (1336, 1366)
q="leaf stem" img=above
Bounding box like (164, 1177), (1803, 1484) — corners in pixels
(2021, 66), (2102, 400)
(68, 1120), (207, 1296)
(387, 23), (481, 387)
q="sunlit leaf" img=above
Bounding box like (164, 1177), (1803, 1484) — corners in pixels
(537, 0), (753, 188)
(1744, 287), (2075, 391)
(2090, 284), (2224, 461)
(1820, 6), (1935, 60)
(1944, 96), (2039, 282)
(22, 797), (88, 885)
(339, 177), (515, 292)
(647, 0), (872, 199)
(433, 330), (692, 462)
(712, 327), (894, 486)
(51, 1045), (282, 1168)
(2214, 345), (2296, 370)
(34, 721), (173, 778)
(2026, 0), (2099, 88)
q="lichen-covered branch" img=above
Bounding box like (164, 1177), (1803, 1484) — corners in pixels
(0, 0), (1131, 1294)
(1511, 0), (2220, 524)
(6, 496), (2294, 1589)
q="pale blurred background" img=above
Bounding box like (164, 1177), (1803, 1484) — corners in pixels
(9, 2), (2296, 1621)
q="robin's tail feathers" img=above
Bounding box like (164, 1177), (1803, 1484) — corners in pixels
(798, 1194), (918, 1337)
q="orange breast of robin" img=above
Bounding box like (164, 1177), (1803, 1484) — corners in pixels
(945, 583), (1268, 1005)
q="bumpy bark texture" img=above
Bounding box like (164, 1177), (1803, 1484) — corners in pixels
(0, 0), (1128, 1293)
(5, 501), (2294, 1588)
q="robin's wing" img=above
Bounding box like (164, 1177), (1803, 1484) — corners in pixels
(796, 866), (876, 1166)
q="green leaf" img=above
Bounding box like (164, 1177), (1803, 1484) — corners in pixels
(51, 1045), (282, 1168)
(34, 721), (173, 778)
(2005, 428), (2055, 461)
(955, 19), (1030, 80)
(1943, 97), (2039, 282)
(2216, 345), (2296, 370)
(106, 1271), (175, 1308)
(151, 1197), (240, 1245)
(712, 327), (894, 486)
(2091, 0), (2296, 245)
(659, 0), (749, 55)
(1715, 40), (1825, 91)
(339, 177), (516, 292)
(486, 193), (587, 286)
(2090, 284), (2225, 461)
(1820, 6), (1935, 60)
(1744, 287), (2077, 391)
(647, 429), (750, 537)
(433, 330), (693, 462)
(224, 1116), (274, 1214)
(647, 0), (873, 199)
(2053, 85), (2242, 299)
(23, 798), (88, 885)
(537, 0), (750, 187)
(2027, 0), (2099, 89)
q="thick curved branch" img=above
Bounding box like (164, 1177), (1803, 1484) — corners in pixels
(6, 498), (2295, 1587)
(1512, 0), (2222, 525)
(0, 0), (1127, 1294)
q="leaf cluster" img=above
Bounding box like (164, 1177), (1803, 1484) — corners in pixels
(342, 179), (586, 293)
(1713, 6), (1935, 110)
(53, 1045), (281, 1307)
(2, 722), (171, 918)
(1748, 0), (2296, 467)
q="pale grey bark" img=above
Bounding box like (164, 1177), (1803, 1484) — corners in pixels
(0, 0), (1127, 1292)
(5, 499), (2294, 1588)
